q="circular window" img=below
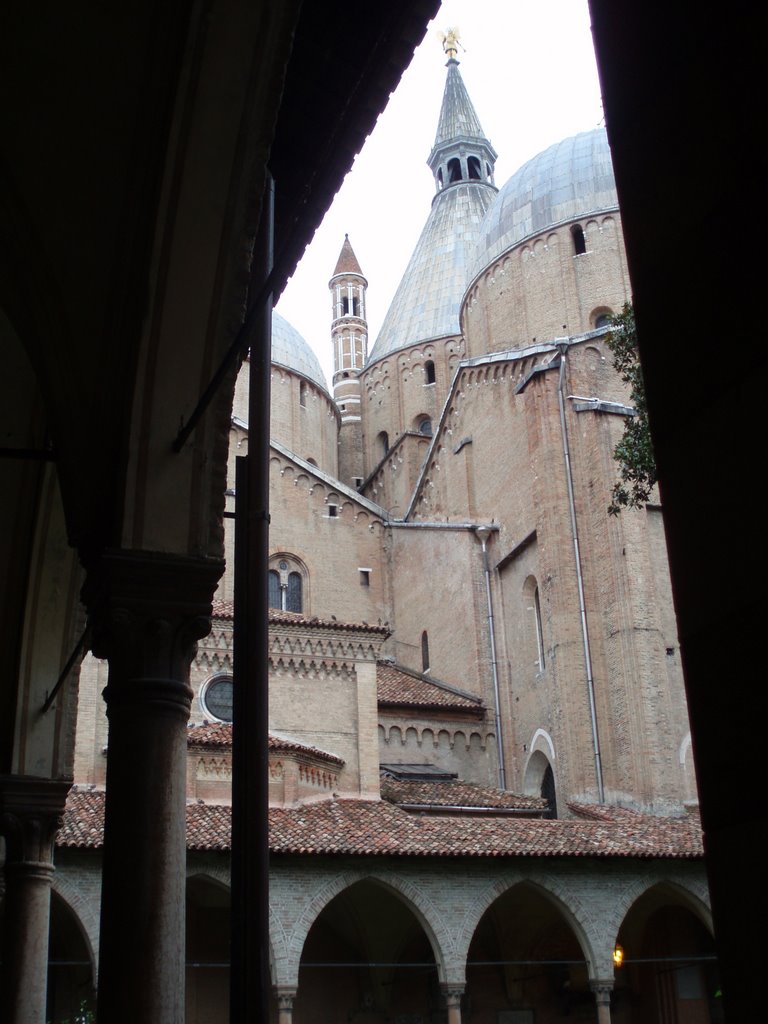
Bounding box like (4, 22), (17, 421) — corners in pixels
(201, 676), (234, 723)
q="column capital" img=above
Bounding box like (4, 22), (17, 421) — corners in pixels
(441, 985), (465, 1007)
(276, 989), (297, 1009)
(590, 978), (615, 1004)
(82, 549), (224, 715)
(0, 775), (71, 865)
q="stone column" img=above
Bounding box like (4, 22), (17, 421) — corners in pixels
(83, 550), (222, 1024)
(0, 775), (71, 1024)
(276, 988), (297, 1024)
(442, 986), (464, 1024)
(590, 978), (614, 1024)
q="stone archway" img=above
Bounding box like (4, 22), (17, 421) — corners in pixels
(185, 875), (231, 1024)
(292, 878), (442, 1024)
(46, 890), (96, 1024)
(465, 881), (593, 1023)
(611, 883), (720, 1024)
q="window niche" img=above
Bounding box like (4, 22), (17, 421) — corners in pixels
(421, 631), (430, 673)
(268, 556), (307, 614)
(571, 224), (587, 255)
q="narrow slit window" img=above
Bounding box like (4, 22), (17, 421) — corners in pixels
(421, 631), (430, 673)
(424, 360), (436, 385)
(534, 585), (545, 670)
(571, 224), (587, 255)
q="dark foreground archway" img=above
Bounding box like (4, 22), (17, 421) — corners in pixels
(466, 883), (591, 1023)
(294, 879), (440, 1023)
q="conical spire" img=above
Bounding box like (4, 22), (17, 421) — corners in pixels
(432, 59), (488, 148)
(332, 233), (364, 278)
(427, 34), (497, 194)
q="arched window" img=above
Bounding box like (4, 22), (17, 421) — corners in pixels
(594, 311), (612, 329)
(269, 557), (306, 613)
(424, 360), (436, 385)
(286, 571), (302, 612)
(299, 380), (308, 407)
(421, 631), (430, 673)
(447, 157), (461, 183)
(571, 224), (587, 255)
(524, 575), (546, 672)
(541, 763), (557, 819)
(418, 417), (433, 437)
(467, 155), (481, 180)
(378, 431), (389, 458)
(268, 570), (281, 609)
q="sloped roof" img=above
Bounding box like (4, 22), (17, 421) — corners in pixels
(212, 601), (389, 635)
(186, 724), (344, 766)
(59, 789), (703, 860)
(381, 776), (546, 813)
(377, 662), (484, 712)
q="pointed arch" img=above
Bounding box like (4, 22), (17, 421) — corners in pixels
(282, 869), (454, 989)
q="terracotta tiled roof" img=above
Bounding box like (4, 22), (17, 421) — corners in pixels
(187, 722), (233, 747)
(269, 610), (389, 633)
(58, 789), (703, 860)
(377, 662), (484, 712)
(212, 600), (389, 635)
(381, 776), (547, 813)
(186, 724), (344, 766)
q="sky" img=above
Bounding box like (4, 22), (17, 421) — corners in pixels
(275, 0), (605, 385)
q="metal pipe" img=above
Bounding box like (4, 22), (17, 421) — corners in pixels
(474, 527), (506, 789)
(556, 346), (605, 803)
(231, 174), (273, 1023)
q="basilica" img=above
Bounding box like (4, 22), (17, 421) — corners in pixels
(46, 35), (721, 1024)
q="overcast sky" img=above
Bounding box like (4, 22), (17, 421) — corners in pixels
(275, 0), (605, 384)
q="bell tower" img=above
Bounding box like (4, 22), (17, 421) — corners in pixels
(330, 234), (367, 487)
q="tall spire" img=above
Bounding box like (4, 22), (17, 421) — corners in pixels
(428, 31), (497, 194)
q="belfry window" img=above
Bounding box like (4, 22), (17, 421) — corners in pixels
(571, 224), (587, 255)
(468, 156), (481, 180)
(447, 157), (461, 183)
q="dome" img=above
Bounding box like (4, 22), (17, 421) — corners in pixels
(469, 128), (619, 282)
(271, 311), (328, 392)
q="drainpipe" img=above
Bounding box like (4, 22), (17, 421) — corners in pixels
(474, 527), (506, 789)
(556, 344), (605, 803)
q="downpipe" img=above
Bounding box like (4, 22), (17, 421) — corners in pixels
(474, 527), (506, 790)
(556, 345), (605, 803)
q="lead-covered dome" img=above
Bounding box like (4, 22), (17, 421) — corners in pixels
(272, 311), (328, 392)
(469, 128), (618, 282)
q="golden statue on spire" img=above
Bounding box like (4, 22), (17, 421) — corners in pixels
(438, 26), (462, 60)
